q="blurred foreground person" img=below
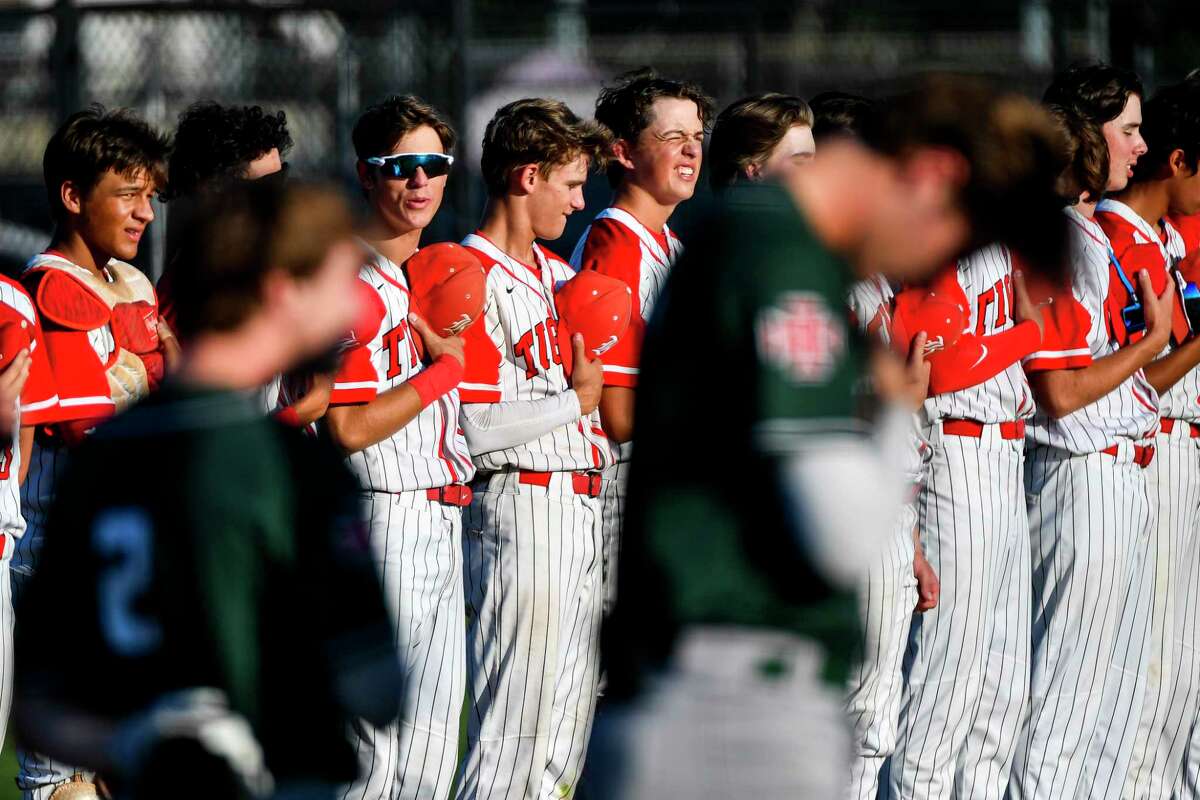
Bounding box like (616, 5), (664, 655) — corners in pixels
(590, 75), (1068, 800)
(13, 181), (400, 800)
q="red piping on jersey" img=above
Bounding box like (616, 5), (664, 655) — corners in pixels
(1067, 215), (1109, 249)
(1130, 384), (1157, 413)
(370, 261), (412, 298)
(435, 395), (460, 483)
(470, 233), (558, 319)
(372, 260), (464, 482)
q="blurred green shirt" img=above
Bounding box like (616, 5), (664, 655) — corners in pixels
(16, 383), (392, 784)
(622, 181), (865, 683)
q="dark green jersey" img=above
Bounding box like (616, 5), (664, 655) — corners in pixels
(15, 384), (394, 784)
(617, 181), (865, 686)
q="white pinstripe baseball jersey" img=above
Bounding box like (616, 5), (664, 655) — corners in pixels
(1097, 199), (1198, 422)
(459, 233), (612, 474)
(328, 248), (474, 493)
(568, 207), (682, 389)
(1025, 206), (1160, 453)
(917, 245), (1034, 424)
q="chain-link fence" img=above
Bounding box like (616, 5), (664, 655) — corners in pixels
(1, 0), (1196, 274)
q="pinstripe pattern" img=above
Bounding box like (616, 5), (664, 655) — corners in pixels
(1172, 518), (1200, 799)
(886, 426), (1029, 800)
(340, 251), (475, 493)
(341, 489), (465, 800)
(456, 470), (603, 800)
(596, 459), (627, 618)
(1109, 428), (1200, 800)
(1009, 443), (1155, 800)
(1027, 209), (1160, 455)
(920, 245), (1034, 425)
(845, 507), (918, 800)
(460, 235), (612, 475)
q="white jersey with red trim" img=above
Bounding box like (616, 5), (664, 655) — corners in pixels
(1097, 199), (1197, 422)
(459, 233), (612, 474)
(0, 275), (59, 541)
(568, 207), (683, 389)
(919, 245), (1034, 424)
(327, 248), (473, 493)
(1025, 206), (1159, 454)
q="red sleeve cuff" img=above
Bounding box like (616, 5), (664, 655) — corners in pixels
(328, 382), (377, 406)
(1024, 350), (1093, 372)
(459, 384), (501, 403)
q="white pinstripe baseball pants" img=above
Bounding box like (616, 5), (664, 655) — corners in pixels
(597, 460), (627, 618)
(1117, 425), (1200, 800)
(887, 426), (1029, 800)
(1010, 442), (1155, 800)
(341, 490), (466, 800)
(845, 505), (918, 800)
(455, 470), (603, 800)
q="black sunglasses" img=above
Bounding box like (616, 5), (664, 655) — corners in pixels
(365, 152), (454, 180)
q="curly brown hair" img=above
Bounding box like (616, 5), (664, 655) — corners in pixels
(43, 105), (169, 223)
(163, 101), (293, 201)
(594, 67), (714, 187)
(480, 98), (612, 197)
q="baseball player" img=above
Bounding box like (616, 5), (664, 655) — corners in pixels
(588, 77), (1069, 800)
(884, 243), (1046, 800)
(13, 179), (400, 800)
(155, 101), (330, 427)
(16, 106), (173, 800)
(455, 98), (612, 800)
(843, 272), (941, 800)
(568, 69), (712, 617)
(321, 95), (475, 800)
(1170, 208), (1200, 799)
(706, 92), (815, 191)
(805, 92), (941, 800)
(1090, 80), (1200, 800)
(1009, 69), (1172, 800)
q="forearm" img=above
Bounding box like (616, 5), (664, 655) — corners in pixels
(18, 425), (33, 485)
(14, 694), (117, 773)
(462, 392), (583, 455)
(1030, 336), (1161, 418)
(1143, 335), (1200, 394)
(781, 404), (911, 588)
(928, 321), (1040, 396)
(598, 386), (635, 443)
(326, 386), (423, 454)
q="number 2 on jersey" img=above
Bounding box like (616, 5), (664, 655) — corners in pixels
(94, 507), (162, 658)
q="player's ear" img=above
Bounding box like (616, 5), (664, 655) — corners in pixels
(355, 161), (375, 194)
(59, 180), (83, 217)
(745, 161), (764, 181)
(1169, 148), (1190, 178)
(611, 138), (636, 171)
(513, 163), (540, 195)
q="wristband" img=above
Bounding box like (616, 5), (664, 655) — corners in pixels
(408, 355), (465, 408)
(274, 406), (302, 427)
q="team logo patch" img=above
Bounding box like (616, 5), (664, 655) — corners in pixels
(756, 292), (845, 384)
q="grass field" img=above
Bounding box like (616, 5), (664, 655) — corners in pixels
(0, 744), (18, 800)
